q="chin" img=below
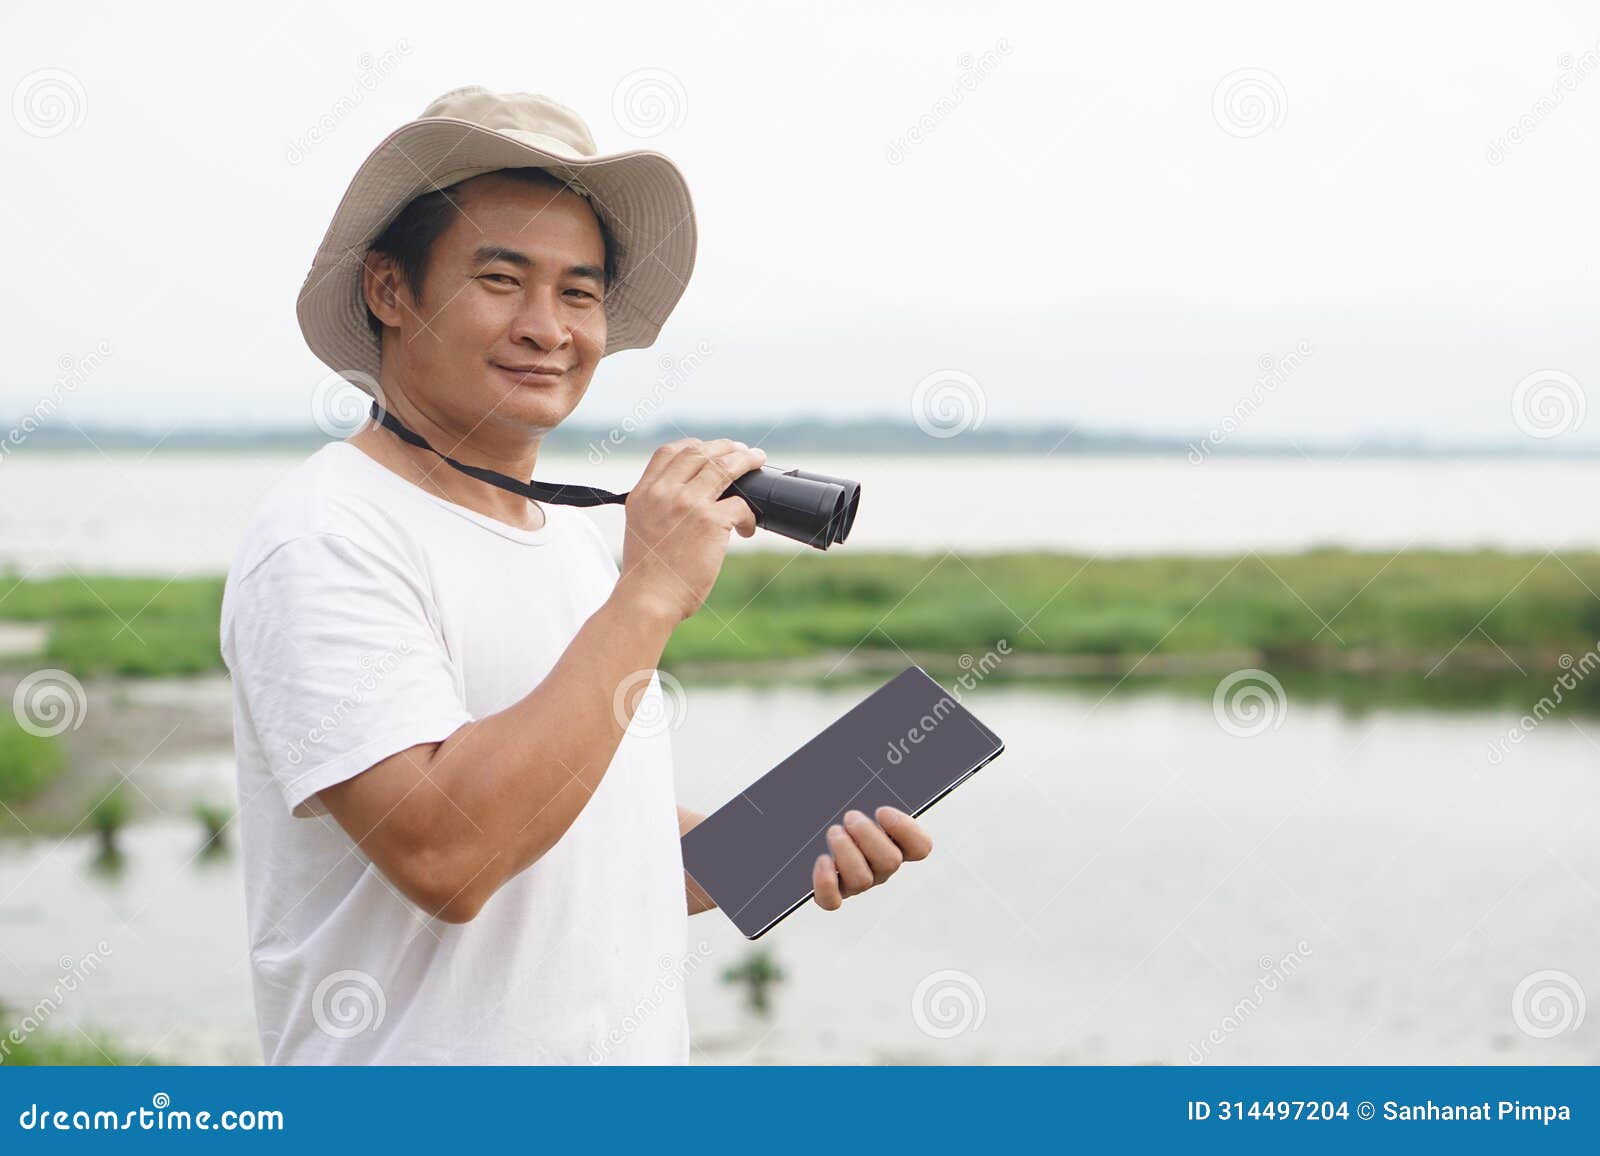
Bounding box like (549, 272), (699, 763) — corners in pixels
(487, 382), (580, 432)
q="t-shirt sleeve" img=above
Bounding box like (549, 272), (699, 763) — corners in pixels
(225, 532), (476, 818)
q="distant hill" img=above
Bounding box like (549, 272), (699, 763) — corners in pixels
(1, 417), (1594, 458)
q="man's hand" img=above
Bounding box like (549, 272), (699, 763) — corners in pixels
(811, 806), (933, 910)
(618, 437), (765, 625)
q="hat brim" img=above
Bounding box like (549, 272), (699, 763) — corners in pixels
(296, 117), (697, 394)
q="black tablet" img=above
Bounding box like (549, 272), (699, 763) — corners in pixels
(681, 665), (1005, 939)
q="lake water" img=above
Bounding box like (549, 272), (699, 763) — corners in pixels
(3, 453), (1595, 1064)
(2, 676), (1595, 1065)
(4, 452), (1600, 574)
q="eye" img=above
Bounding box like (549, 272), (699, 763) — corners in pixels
(565, 287), (598, 301)
(479, 273), (518, 286)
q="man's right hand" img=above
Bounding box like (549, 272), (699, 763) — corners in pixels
(616, 437), (766, 625)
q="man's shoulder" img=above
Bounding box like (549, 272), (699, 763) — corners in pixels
(224, 443), (402, 590)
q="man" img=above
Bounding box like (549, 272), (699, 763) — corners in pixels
(220, 86), (933, 1064)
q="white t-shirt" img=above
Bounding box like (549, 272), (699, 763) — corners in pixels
(219, 440), (689, 1064)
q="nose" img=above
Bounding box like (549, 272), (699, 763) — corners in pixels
(508, 286), (571, 352)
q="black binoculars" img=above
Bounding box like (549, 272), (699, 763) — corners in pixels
(722, 466), (861, 551)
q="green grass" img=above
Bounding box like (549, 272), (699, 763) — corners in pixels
(0, 715), (66, 802)
(194, 800), (232, 855)
(0, 1031), (133, 1065)
(0, 1003), (139, 1065)
(88, 785), (131, 841)
(0, 571), (223, 677)
(668, 549), (1600, 668)
(5, 551), (1600, 678)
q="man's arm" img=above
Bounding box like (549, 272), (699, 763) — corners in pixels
(318, 438), (765, 924)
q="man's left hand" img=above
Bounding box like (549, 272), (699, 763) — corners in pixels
(812, 806), (932, 910)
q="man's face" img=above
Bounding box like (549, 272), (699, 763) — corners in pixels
(367, 172), (609, 437)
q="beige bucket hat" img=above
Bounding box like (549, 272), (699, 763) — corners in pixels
(296, 85), (697, 392)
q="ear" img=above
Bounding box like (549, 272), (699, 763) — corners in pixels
(361, 251), (406, 331)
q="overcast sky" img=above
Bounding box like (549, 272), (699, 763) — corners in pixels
(4, 0), (1599, 447)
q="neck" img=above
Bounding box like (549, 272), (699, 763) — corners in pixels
(349, 383), (547, 532)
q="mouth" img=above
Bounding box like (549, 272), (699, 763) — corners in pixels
(491, 362), (566, 382)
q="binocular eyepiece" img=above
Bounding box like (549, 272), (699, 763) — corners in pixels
(723, 466), (861, 551)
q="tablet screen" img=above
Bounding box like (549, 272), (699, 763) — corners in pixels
(681, 666), (1005, 938)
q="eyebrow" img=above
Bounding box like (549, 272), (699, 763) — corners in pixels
(470, 244), (604, 284)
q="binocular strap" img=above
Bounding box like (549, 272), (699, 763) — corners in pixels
(369, 401), (627, 509)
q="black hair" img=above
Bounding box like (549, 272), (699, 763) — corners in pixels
(362, 167), (619, 344)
